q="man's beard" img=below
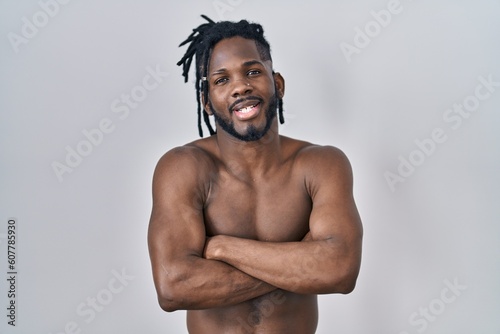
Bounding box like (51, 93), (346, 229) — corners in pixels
(208, 94), (278, 142)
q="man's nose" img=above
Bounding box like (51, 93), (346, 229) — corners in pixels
(231, 78), (252, 97)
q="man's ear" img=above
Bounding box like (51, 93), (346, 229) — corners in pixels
(201, 92), (212, 115)
(273, 72), (285, 99)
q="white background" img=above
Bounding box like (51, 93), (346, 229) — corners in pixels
(1, 0), (499, 333)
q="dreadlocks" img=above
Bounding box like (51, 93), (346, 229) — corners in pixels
(177, 15), (285, 138)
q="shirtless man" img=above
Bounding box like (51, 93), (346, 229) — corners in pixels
(148, 16), (363, 333)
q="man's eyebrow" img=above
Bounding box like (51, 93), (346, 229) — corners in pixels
(210, 60), (265, 76)
(211, 68), (227, 75)
(242, 60), (265, 67)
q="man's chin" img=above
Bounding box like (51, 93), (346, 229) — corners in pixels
(224, 124), (268, 142)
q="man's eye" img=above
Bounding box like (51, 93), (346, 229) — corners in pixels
(248, 70), (261, 76)
(214, 77), (228, 85)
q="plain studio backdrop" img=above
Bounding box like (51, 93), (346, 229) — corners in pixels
(1, 1), (499, 333)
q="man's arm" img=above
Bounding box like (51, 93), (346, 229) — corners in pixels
(204, 146), (363, 295)
(148, 146), (275, 312)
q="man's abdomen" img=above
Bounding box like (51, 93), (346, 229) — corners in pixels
(186, 291), (318, 334)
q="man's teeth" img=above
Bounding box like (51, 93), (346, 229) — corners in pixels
(237, 104), (256, 113)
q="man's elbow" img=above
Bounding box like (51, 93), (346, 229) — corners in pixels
(155, 278), (188, 312)
(323, 272), (358, 295)
(342, 260), (362, 293)
(157, 292), (181, 312)
(325, 263), (360, 294)
(331, 246), (362, 294)
(337, 274), (358, 294)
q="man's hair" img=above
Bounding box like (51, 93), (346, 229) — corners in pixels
(177, 15), (284, 137)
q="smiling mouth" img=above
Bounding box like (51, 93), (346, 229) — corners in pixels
(230, 97), (263, 113)
(236, 103), (259, 114)
(233, 102), (261, 120)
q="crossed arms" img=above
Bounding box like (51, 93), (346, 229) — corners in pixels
(147, 145), (363, 312)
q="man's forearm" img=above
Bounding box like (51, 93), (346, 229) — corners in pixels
(157, 255), (276, 311)
(205, 235), (359, 295)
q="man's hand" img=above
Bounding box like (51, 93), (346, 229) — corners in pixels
(203, 236), (219, 260)
(302, 231), (313, 242)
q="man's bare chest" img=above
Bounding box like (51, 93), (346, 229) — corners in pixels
(203, 166), (312, 242)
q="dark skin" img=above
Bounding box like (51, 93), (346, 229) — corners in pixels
(148, 36), (363, 333)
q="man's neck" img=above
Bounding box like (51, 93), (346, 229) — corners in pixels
(214, 125), (282, 177)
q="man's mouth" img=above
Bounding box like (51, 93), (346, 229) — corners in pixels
(231, 98), (263, 121)
(233, 102), (261, 120)
(235, 103), (259, 114)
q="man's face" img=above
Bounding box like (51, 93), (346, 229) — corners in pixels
(204, 36), (283, 141)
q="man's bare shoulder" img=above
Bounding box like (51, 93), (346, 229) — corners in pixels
(281, 136), (350, 169)
(153, 137), (217, 183)
(282, 137), (353, 194)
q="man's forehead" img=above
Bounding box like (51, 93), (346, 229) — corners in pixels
(209, 36), (269, 71)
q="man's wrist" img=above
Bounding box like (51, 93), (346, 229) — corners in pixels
(204, 235), (226, 260)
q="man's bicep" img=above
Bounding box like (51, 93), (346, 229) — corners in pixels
(148, 149), (208, 270)
(305, 147), (363, 292)
(148, 202), (205, 261)
(306, 146), (362, 243)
